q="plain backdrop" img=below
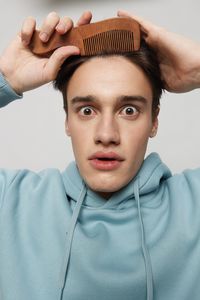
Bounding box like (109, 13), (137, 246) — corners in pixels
(0, 0), (199, 173)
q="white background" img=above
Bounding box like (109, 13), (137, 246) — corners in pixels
(0, 0), (199, 173)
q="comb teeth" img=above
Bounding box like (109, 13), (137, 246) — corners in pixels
(83, 30), (135, 56)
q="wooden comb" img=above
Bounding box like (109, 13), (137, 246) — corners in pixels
(30, 17), (141, 57)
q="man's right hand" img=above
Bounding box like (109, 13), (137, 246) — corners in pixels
(0, 11), (92, 95)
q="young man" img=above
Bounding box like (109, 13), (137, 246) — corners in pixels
(0, 10), (200, 300)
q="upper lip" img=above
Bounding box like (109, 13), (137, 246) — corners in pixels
(88, 151), (124, 161)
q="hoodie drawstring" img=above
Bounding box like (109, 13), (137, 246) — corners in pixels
(134, 178), (154, 300)
(60, 182), (87, 300)
(60, 178), (153, 300)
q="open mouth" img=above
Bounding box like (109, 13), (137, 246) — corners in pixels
(89, 151), (124, 161)
(88, 152), (124, 170)
(96, 157), (117, 161)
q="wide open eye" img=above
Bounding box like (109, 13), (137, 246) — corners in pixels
(79, 106), (95, 116)
(120, 106), (139, 116)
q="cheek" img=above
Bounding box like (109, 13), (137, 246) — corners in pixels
(67, 119), (93, 156)
(121, 118), (153, 146)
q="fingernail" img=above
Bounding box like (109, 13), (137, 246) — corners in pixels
(74, 47), (80, 55)
(56, 24), (66, 32)
(39, 32), (48, 42)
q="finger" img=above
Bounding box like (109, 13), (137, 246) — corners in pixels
(117, 10), (162, 45)
(55, 16), (73, 34)
(39, 12), (60, 42)
(76, 11), (92, 26)
(21, 16), (36, 46)
(44, 46), (80, 81)
(117, 10), (155, 34)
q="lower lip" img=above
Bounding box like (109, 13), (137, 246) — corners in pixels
(89, 159), (122, 171)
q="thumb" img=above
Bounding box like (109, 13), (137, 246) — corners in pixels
(44, 45), (80, 81)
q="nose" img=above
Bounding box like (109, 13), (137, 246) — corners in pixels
(94, 114), (120, 146)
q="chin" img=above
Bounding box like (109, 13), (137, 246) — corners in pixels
(79, 164), (135, 195)
(86, 176), (129, 194)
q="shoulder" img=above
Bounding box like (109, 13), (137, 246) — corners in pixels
(164, 167), (200, 213)
(167, 167), (200, 190)
(4, 167), (64, 189)
(0, 167), (64, 210)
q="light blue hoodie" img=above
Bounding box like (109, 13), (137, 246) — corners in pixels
(1, 73), (200, 300)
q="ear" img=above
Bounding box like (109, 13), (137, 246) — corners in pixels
(65, 117), (71, 136)
(150, 107), (160, 138)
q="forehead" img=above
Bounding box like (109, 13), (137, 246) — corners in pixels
(67, 56), (153, 104)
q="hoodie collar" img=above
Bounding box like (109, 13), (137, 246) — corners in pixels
(60, 152), (172, 300)
(62, 152), (172, 208)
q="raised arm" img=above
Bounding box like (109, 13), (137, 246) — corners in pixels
(0, 11), (92, 97)
(118, 10), (200, 93)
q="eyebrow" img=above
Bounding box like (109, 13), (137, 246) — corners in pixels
(70, 95), (148, 106)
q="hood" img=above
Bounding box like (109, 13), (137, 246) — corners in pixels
(60, 152), (172, 300)
(62, 152), (171, 208)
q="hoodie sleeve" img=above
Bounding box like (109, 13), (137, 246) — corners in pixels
(176, 168), (200, 236)
(0, 72), (23, 209)
(0, 169), (19, 211)
(0, 73), (22, 107)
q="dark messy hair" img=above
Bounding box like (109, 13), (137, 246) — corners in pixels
(53, 39), (164, 119)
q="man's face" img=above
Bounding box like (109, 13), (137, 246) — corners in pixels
(65, 56), (158, 198)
